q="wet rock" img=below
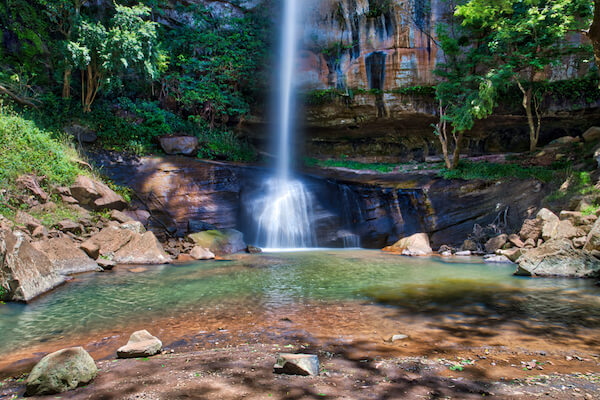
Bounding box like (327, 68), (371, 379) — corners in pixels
(190, 246), (215, 260)
(117, 330), (162, 358)
(485, 234), (508, 254)
(520, 218), (543, 242)
(25, 347), (97, 396)
(58, 219), (83, 234)
(70, 175), (127, 211)
(484, 255), (513, 264)
(110, 210), (134, 224)
(246, 245), (262, 254)
(0, 230), (65, 302)
(383, 233), (432, 256)
(32, 237), (101, 275)
(516, 239), (600, 278)
(188, 229), (246, 255)
(159, 136), (199, 156)
(97, 258), (116, 270)
(461, 239), (478, 252)
(273, 353), (319, 376)
(582, 126), (600, 143)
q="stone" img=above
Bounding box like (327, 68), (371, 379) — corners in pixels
(25, 347), (97, 396)
(497, 247), (523, 262)
(549, 136), (578, 145)
(441, 251), (452, 257)
(16, 174), (48, 202)
(485, 234), (508, 254)
(455, 250), (472, 256)
(64, 123), (98, 143)
(484, 255), (513, 264)
(582, 126), (600, 143)
(508, 234), (524, 248)
(516, 239), (600, 278)
(537, 208), (560, 241)
(32, 237), (101, 275)
(523, 238), (536, 248)
(123, 210), (151, 226)
(80, 241), (100, 259)
(70, 175), (127, 211)
(573, 236), (587, 248)
(246, 245), (262, 254)
(520, 218), (543, 242)
(120, 221), (146, 234)
(190, 246), (215, 260)
(117, 330), (162, 358)
(188, 229), (246, 255)
(584, 218), (600, 253)
(97, 258), (116, 270)
(273, 354), (319, 376)
(159, 136), (199, 156)
(438, 244), (453, 253)
(0, 230), (65, 302)
(554, 219), (582, 240)
(559, 211), (598, 226)
(15, 211), (42, 232)
(461, 239), (478, 252)
(83, 226), (170, 264)
(388, 334), (409, 342)
(110, 209), (134, 224)
(382, 233), (432, 256)
(58, 219), (83, 234)
(31, 225), (48, 239)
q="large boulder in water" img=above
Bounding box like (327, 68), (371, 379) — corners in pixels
(0, 229), (65, 302)
(516, 239), (600, 278)
(188, 229), (246, 255)
(382, 233), (432, 256)
(32, 237), (101, 275)
(117, 330), (162, 358)
(25, 347), (97, 396)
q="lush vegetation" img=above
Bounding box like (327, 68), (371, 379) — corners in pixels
(0, 0), (271, 161)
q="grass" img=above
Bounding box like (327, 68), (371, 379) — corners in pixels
(438, 160), (562, 183)
(304, 157), (400, 173)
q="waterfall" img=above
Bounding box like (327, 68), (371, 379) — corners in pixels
(251, 0), (317, 250)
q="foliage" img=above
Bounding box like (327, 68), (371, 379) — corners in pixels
(304, 157), (398, 173)
(366, 0), (392, 18)
(304, 86), (435, 106)
(66, 3), (161, 112)
(0, 108), (83, 190)
(439, 160), (562, 182)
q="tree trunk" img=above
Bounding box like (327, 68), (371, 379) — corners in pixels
(589, 0), (600, 81)
(451, 132), (463, 170)
(62, 68), (71, 99)
(522, 88), (539, 152)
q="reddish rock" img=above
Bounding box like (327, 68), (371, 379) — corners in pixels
(110, 210), (134, 224)
(15, 211), (42, 232)
(58, 219), (83, 234)
(16, 174), (48, 202)
(508, 234), (524, 248)
(32, 237), (100, 275)
(80, 241), (100, 259)
(485, 234), (508, 254)
(70, 175), (127, 211)
(520, 218), (543, 242)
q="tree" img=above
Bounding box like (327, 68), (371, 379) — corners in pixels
(433, 13), (498, 169)
(587, 0), (600, 79)
(67, 3), (161, 112)
(456, 0), (593, 151)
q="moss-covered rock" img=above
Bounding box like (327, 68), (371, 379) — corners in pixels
(188, 229), (246, 255)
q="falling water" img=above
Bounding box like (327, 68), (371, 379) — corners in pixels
(252, 0), (317, 250)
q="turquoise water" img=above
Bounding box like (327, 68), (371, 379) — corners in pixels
(0, 250), (599, 356)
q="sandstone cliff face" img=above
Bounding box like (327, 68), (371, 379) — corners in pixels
(300, 0), (445, 90)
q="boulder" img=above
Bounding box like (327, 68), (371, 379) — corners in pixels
(80, 241), (100, 259)
(516, 239), (600, 278)
(485, 234), (508, 254)
(484, 255), (513, 264)
(537, 208), (560, 241)
(15, 211), (42, 232)
(97, 258), (116, 270)
(559, 211), (598, 226)
(573, 236), (587, 248)
(461, 239), (478, 252)
(117, 330), (162, 358)
(273, 354), (319, 376)
(520, 218), (543, 242)
(58, 219), (83, 234)
(523, 238), (536, 248)
(582, 126), (600, 143)
(497, 247), (523, 262)
(120, 221), (146, 234)
(0, 230), (66, 302)
(508, 234), (524, 248)
(31, 225), (48, 239)
(32, 237), (101, 275)
(190, 246), (215, 260)
(123, 210), (151, 226)
(455, 250), (472, 256)
(159, 136), (199, 156)
(549, 136), (578, 145)
(188, 229), (246, 255)
(16, 174), (48, 202)
(382, 233), (432, 256)
(585, 218), (600, 253)
(25, 347), (97, 396)
(553, 219), (583, 240)
(70, 175), (127, 211)
(246, 245), (262, 254)
(110, 210), (134, 224)
(83, 226), (170, 264)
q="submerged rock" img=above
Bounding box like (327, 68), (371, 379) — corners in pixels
(382, 233), (432, 256)
(32, 237), (101, 275)
(117, 330), (162, 358)
(273, 353), (319, 376)
(25, 347), (97, 396)
(0, 230), (65, 302)
(188, 229), (246, 255)
(516, 239), (600, 278)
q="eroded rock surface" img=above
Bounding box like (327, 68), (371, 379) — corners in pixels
(516, 239), (600, 278)
(32, 237), (101, 275)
